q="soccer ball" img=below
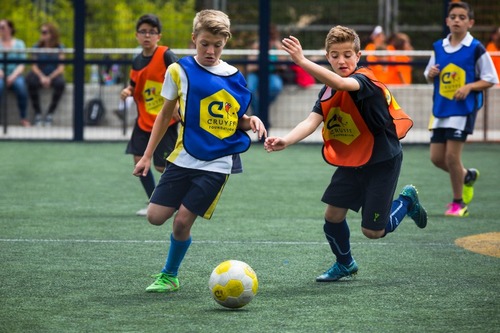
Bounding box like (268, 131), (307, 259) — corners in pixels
(208, 260), (258, 309)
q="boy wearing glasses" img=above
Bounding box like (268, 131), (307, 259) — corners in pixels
(120, 14), (180, 216)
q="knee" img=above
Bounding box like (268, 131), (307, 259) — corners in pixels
(171, 218), (193, 239)
(444, 152), (460, 168)
(430, 154), (444, 168)
(324, 212), (346, 223)
(362, 228), (385, 239)
(147, 212), (165, 226)
(146, 207), (170, 226)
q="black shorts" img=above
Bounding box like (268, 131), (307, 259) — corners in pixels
(430, 128), (468, 143)
(126, 121), (178, 168)
(321, 153), (402, 231)
(150, 164), (229, 220)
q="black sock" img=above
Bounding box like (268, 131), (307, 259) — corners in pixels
(139, 168), (155, 199)
(323, 220), (353, 266)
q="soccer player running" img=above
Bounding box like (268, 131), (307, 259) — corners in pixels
(121, 14), (180, 216)
(133, 9), (266, 292)
(265, 26), (428, 282)
(424, 1), (498, 217)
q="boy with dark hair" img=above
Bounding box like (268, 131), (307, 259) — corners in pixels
(424, 1), (498, 217)
(133, 9), (266, 292)
(265, 26), (427, 282)
(121, 14), (180, 216)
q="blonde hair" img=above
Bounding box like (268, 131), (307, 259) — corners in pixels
(325, 25), (360, 53)
(192, 9), (231, 39)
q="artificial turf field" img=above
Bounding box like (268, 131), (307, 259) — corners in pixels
(0, 141), (498, 332)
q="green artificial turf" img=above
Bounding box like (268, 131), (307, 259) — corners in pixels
(0, 141), (498, 332)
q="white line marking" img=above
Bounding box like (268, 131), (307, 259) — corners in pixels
(0, 238), (453, 246)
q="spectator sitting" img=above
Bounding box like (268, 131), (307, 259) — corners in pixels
(0, 19), (29, 127)
(26, 22), (66, 127)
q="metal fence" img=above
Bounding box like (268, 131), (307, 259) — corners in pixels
(1, 0), (499, 142)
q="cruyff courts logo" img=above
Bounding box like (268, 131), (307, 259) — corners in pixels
(143, 79), (164, 115)
(439, 63), (465, 100)
(200, 89), (241, 139)
(324, 107), (360, 145)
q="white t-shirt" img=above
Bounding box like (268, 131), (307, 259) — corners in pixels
(161, 57), (239, 174)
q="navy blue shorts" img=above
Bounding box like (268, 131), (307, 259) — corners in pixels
(150, 164), (229, 220)
(126, 121), (178, 168)
(321, 153), (402, 231)
(430, 128), (468, 143)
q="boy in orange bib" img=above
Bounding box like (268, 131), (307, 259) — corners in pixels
(265, 25), (428, 282)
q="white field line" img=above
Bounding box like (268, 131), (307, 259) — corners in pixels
(0, 238), (453, 247)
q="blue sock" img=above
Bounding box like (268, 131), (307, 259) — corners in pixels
(162, 233), (192, 276)
(323, 220), (353, 266)
(384, 195), (411, 235)
(139, 168), (155, 199)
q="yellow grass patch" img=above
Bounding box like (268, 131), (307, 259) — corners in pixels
(455, 232), (500, 258)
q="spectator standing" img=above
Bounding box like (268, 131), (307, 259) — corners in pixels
(246, 24), (284, 117)
(0, 19), (29, 127)
(485, 26), (500, 83)
(26, 22), (66, 127)
(364, 25), (395, 83)
(386, 32), (414, 84)
(423, 1), (498, 217)
(120, 14), (180, 216)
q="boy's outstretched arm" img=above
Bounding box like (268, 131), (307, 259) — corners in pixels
(265, 112), (323, 152)
(282, 36), (359, 91)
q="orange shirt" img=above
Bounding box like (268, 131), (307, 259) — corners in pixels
(381, 45), (412, 85)
(486, 42), (500, 85)
(365, 43), (398, 84)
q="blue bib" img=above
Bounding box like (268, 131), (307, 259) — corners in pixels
(178, 56), (251, 161)
(432, 38), (484, 117)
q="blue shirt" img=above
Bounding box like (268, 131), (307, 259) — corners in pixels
(0, 38), (26, 75)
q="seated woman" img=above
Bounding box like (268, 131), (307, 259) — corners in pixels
(26, 22), (65, 126)
(0, 19), (29, 127)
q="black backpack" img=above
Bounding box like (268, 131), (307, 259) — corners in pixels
(84, 98), (106, 126)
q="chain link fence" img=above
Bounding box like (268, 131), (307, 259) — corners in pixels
(1, 0), (499, 142)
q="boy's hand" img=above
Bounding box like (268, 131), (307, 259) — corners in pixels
(428, 64), (440, 79)
(120, 87), (132, 101)
(282, 36), (306, 65)
(454, 85), (471, 101)
(249, 116), (267, 140)
(133, 156), (151, 177)
(264, 137), (286, 152)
